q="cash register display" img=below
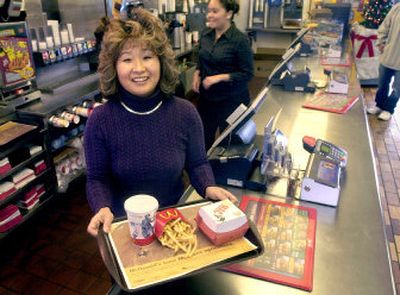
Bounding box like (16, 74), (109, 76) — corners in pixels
(267, 43), (301, 84)
(316, 160), (339, 188)
(286, 27), (310, 51)
(319, 143), (331, 154)
(208, 87), (269, 153)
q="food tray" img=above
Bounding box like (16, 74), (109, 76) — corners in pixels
(96, 200), (264, 292)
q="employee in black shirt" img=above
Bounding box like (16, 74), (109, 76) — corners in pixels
(192, 0), (254, 150)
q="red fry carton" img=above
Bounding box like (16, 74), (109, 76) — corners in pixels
(195, 199), (249, 246)
(155, 208), (188, 238)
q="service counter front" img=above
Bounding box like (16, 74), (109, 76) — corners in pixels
(107, 48), (395, 294)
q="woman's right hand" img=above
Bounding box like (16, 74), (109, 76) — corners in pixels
(192, 70), (201, 93)
(87, 207), (114, 237)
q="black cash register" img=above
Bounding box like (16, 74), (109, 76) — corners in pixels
(269, 43), (316, 93)
(207, 87), (269, 191)
(286, 27), (313, 57)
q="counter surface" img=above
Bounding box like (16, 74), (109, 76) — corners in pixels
(109, 52), (395, 294)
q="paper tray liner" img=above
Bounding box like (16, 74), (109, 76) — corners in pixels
(97, 200), (264, 292)
(0, 121), (37, 147)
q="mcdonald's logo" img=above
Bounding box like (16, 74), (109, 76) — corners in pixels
(158, 209), (179, 220)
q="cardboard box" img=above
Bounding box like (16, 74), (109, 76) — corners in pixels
(195, 199), (249, 246)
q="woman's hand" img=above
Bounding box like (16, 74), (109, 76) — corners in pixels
(205, 186), (238, 204)
(87, 207), (114, 237)
(192, 70), (201, 93)
(202, 74), (230, 90)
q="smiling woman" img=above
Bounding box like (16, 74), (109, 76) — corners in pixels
(84, 9), (238, 238)
(116, 44), (161, 97)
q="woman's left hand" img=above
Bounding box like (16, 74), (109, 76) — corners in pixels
(202, 75), (220, 90)
(202, 74), (230, 90)
(205, 186), (238, 204)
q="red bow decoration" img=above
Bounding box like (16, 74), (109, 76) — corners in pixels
(354, 34), (378, 58)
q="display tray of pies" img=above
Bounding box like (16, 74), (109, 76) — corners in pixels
(97, 199), (264, 292)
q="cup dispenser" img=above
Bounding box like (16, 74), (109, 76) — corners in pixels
(248, 0), (284, 29)
(282, 0), (303, 29)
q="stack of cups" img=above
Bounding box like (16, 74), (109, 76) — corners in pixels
(124, 195), (159, 246)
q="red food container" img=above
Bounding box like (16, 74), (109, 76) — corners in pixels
(154, 208), (188, 238)
(195, 199), (249, 246)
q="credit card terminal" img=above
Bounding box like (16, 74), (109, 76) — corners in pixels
(302, 136), (348, 168)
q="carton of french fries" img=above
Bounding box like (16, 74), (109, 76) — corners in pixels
(155, 208), (197, 257)
(195, 199), (249, 246)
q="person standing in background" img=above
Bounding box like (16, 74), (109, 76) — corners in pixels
(192, 0), (254, 150)
(366, 3), (400, 121)
(84, 9), (237, 237)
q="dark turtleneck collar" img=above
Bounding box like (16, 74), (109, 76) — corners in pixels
(119, 86), (164, 113)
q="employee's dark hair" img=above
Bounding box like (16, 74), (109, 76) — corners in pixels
(217, 0), (240, 17)
(97, 8), (179, 98)
(94, 16), (110, 48)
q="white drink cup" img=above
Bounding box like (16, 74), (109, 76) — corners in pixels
(124, 195), (159, 246)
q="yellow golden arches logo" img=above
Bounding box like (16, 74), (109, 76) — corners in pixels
(158, 209), (179, 220)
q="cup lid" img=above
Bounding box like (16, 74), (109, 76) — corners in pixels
(124, 194), (159, 214)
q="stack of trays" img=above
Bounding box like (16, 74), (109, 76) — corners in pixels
(0, 157), (12, 175)
(12, 168), (36, 189)
(0, 204), (23, 233)
(0, 181), (16, 201)
(18, 184), (45, 210)
(34, 160), (47, 175)
(29, 145), (43, 156)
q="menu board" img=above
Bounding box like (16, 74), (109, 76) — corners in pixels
(0, 37), (35, 87)
(225, 196), (317, 291)
(302, 91), (359, 114)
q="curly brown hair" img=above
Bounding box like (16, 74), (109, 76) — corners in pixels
(98, 9), (179, 98)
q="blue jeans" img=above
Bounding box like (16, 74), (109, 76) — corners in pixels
(375, 64), (400, 114)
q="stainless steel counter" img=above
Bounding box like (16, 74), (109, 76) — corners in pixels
(108, 52), (395, 295)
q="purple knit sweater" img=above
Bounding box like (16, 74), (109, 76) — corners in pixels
(84, 88), (215, 217)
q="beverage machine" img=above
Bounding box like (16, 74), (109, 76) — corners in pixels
(248, 0), (304, 29)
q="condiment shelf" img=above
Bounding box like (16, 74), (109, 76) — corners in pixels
(51, 130), (84, 154)
(32, 40), (96, 67)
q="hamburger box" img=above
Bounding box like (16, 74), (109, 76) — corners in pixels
(195, 199), (249, 246)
